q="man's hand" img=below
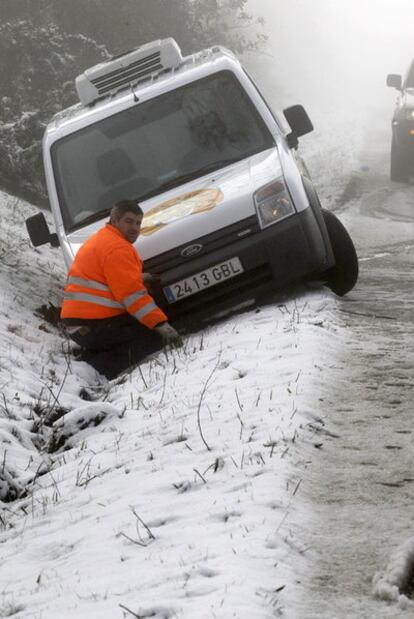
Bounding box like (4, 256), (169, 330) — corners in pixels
(155, 322), (183, 348)
(143, 272), (161, 289)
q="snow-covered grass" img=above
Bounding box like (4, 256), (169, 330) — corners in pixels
(1, 104), (412, 617)
(0, 189), (344, 618)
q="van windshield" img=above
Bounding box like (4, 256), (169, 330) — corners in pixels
(51, 70), (275, 232)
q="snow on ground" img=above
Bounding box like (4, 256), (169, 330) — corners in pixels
(0, 189), (345, 618)
(2, 108), (412, 618)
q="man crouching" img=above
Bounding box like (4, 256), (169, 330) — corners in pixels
(61, 199), (182, 378)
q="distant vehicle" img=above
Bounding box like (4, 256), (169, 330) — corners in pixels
(26, 38), (358, 317)
(387, 61), (414, 182)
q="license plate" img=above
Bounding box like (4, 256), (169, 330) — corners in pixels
(163, 257), (244, 303)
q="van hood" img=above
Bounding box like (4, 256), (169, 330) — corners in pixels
(66, 147), (281, 260)
(139, 147), (281, 259)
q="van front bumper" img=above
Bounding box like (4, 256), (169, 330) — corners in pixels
(145, 206), (334, 316)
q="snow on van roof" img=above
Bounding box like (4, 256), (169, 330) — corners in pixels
(76, 38), (184, 105)
(47, 43), (235, 132)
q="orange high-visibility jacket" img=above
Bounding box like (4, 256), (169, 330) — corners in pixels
(61, 223), (167, 329)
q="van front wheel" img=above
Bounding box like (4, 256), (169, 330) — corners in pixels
(321, 209), (358, 296)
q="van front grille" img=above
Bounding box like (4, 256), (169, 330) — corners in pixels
(144, 216), (260, 274)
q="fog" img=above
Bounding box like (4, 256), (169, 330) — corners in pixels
(245, 0), (414, 119)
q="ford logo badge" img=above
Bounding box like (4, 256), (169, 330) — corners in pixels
(181, 243), (203, 258)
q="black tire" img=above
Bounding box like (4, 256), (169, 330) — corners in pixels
(390, 135), (409, 182)
(321, 209), (358, 296)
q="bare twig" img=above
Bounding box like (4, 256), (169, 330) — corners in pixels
(75, 457), (94, 486)
(203, 457), (223, 476)
(76, 467), (111, 488)
(276, 510), (289, 533)
(118, 531), (147, 547)
(234, 388), (243, 412)
(292, 478), (302, 496)
(119, 603), (142, 617)
(47, 469), (61, 498)
(193, 468), (207, 484)
(236, 411), (244, 441)
(28, 460), (48, 490)
(171, 353), (178, 374)
(137, 365), (148, 389)
(41, 354), (71, 425)
(263, 441), (277, 458)
(158, 372), (167, 406)
(131, 508), (155, 541)
(196, 356), (221, 451)
(0, 393), (14, 419)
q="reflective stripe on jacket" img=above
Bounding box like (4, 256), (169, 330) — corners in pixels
(60, 223), (167, 329)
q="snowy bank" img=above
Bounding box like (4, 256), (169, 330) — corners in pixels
(0, 190), (343, 618)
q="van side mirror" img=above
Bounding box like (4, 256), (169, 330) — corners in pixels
(283, 105), (314, 149)
(25, 212), (59, 248)
(386, 74), (402, 90)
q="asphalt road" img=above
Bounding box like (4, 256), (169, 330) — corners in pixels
(294, 127), (414, 617)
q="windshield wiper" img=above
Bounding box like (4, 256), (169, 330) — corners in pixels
(138, 157), (244, 202)
(72, 208), (111, 230)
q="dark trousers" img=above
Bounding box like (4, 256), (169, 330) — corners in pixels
(63, 314), (163, 379)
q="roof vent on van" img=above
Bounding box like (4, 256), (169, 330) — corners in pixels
(76, 38), (183, 105)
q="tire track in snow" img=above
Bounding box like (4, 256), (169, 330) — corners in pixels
(292, 128), (414, 617)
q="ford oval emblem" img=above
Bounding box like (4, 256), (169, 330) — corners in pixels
(181, 243), (203, 258)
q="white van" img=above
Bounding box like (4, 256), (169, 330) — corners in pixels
(26, 38), (358, 316)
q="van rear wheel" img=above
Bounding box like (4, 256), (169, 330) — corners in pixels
(322, 209), (358, 296)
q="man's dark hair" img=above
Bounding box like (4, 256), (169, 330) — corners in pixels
(110, 199), (143, 222)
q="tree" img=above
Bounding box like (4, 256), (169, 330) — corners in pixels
(41, 0), (266, 56)
(0, 19), (109, 205)
(0, 1), (265, 206)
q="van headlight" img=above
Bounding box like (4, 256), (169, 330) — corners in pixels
(254, 178), (295, 229)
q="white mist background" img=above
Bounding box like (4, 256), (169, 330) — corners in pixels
(245, 0), (414, 118)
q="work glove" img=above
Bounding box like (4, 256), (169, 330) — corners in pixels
(155, 322), (183, 348)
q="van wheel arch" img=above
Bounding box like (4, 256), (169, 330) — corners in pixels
(321, 209), (359, 296)
(301, 177), (358, 296)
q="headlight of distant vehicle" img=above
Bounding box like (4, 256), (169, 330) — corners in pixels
(254, 179), (295, 229)
(405, 108), (414, 120)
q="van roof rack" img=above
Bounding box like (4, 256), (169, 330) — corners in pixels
(76, 38), (183, 105)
